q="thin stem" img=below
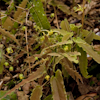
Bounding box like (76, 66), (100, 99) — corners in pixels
(82, 0), (86, 29)
(25, 10), (31, 73)
(53, 6), (59, 29)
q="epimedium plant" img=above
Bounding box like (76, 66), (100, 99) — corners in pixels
(0, 0), (100, 100)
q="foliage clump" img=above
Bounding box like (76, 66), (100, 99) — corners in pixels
(0, 0), (100, 100)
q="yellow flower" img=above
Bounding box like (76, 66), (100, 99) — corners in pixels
(45, 75), (50, 81)
(19, 74), (24, 80)
(6, 47), (13, 54)
(63, 46), (68, 51)
(48, 30), (54, 36)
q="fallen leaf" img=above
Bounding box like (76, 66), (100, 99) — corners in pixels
(76, 93), (97, 100)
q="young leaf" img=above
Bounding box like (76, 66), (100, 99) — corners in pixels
(81, 29), (100, 41)
(29, 0), (50, 29)
(50, 69), (67, 100)
(60, 19), (71, 32)
(78, 46), (92, 78)
(85, 32), (94, 44)
(73, 37), (100, 63)
(41, 40), (73, 54)
(61, 52), (81, 63)
(30, 85), (42, 100)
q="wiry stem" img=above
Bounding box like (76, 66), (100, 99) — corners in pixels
(25, 10), (31, 73)
(82, 0), (86, 29)
(54, 6), (59, 29)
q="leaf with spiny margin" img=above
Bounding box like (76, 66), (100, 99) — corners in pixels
(14, 0), (28, 20)
(60, 19), (71, 32)
(62, 32), (73, 42)
(30, 85), (42, 100)
(61, 58), (83, 84)
(0, 64), (46, 99)
(28, 0), (50, 29)
(53, 56), (64, 72)
(60, 52), (80, 63)
(50, 69), (67, 100)
(73, 37), (100, 63)
(0, 27), (20, 45)
(78, 46), (92, 78)
(48, 51), (81, 64)
(41, 40), (73, 55)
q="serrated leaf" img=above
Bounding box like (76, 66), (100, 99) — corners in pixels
(30, 85), (42, 100)
(60, 19), (71, 32)
(0, 64), (46, 99)
(50, 69), (67, 100)
(78, 46), (92, 78)
(29, 0), (50, 29)
(61, 52), (80, 63)
(53, 56), (64, 72)
(61, 58), (83, 84)
(48, 51), (80, 64)
(62, 32), (73, 42)
(0, 27), (20, 45)
(41, 40), (73, 54)
(14, 0), (28, 20)
(73, 37), (100, 63)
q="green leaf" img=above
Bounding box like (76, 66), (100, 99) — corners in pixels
(53, 56), (64, 72)
(44, 95), (53, 100)
(41, 40), (73, 55)
(29, 0), (50, 29)
(30, 85), (42, 100)
(0, 91), (7, 98)
(50, 70), (67, 100)
(0, 91), (17, 100)
(61, 52), (81, 63)
(52, 29), (73, 36)
(81, 29), (100, 41)
(85, 31), (94, 44)
(61, 58), (83, 84)
(73, 37), (100, 63)
(49, 0), (92, 27)
(77, 46), (92, 78)
(60, 19), (71, 32)
(52, 29), (73, 41)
